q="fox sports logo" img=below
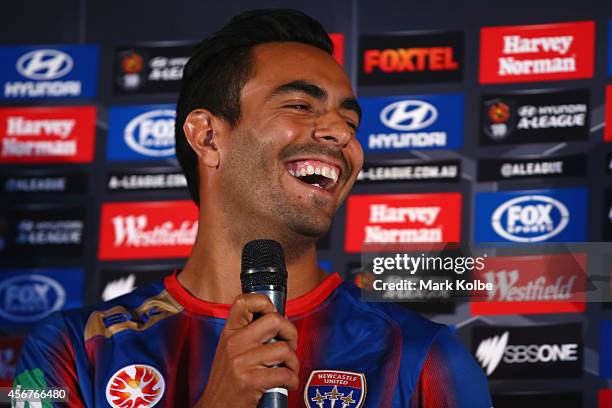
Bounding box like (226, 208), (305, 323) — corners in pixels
(491, 195), (569, 243)
(124, 109), (176, 157)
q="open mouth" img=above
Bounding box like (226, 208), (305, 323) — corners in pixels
(285, 159), (341, 191)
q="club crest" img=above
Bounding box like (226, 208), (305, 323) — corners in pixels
(304, 369), (366, 408)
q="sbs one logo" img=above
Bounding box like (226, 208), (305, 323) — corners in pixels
(492, 195), (569, 242)
(475, 329), (579, 377)
(124, 110), (175, 157)
(380, 100), (437, 131)
(16, 49), (73, 80)
(0, 274), (65, 322)
(106, 364), (165, 407)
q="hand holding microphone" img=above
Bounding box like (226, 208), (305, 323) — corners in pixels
(194, 240), (298, 408)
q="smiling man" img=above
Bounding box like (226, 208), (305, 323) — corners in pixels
(14, 9), (491, 408)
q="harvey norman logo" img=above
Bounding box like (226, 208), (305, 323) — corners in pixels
(344, 193), (461, 253)
(357, 94), (463, 151)
(472, 324), (582, 379)
(99, 201), (198, 260)
(480, 21), (594, 84)
(0, 45), (98, 99)
(0, 107), (96, 163)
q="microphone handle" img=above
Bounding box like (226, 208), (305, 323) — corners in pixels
(247, 285), (287, 408)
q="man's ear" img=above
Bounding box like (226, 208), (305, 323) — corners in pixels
(183, 109), (221, 168)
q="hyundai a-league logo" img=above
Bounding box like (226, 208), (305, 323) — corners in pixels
(304, 370), (366, 408)
(106, 364), (165, 407)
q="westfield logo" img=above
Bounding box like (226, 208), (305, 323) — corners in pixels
(482, 269), (577, 301)
(111, 215), (197, 247)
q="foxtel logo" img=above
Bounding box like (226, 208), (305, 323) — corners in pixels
(482, 269), (577, 301)
(6, 116), (75, 138)
(475, 331), (578, 376)
(363, 47), (459, 73)
(111, 215), (197, 247)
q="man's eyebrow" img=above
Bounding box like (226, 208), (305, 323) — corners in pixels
(270, 80), (361, 121)
(270, 80), (327, 100)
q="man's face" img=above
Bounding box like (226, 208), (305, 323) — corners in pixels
(217, 42), (363, 240)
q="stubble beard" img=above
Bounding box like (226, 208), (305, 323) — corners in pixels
(219, 131), (333, 253)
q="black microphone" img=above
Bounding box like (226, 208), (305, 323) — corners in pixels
(240, 239), (289, 408)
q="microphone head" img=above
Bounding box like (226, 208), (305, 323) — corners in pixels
(240, 239), (287, 290)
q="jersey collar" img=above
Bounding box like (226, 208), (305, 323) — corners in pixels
(164, 271), (342, 319)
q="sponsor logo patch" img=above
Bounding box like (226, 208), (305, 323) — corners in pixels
(304, 370), (366, 408)
(113, 42), (195, 94)
(479, 88), (589, 145)
(98, 201), (198, 260)
(0, 45), (98, 99)
(345, 193), (461, 253)
(474, 188), (587, 243)
(470, 253), (586, 315)
(357, 94), (464, 151)
(0, 106), (96, 163)
(358, 159), (460, 183)
(0, 170), (87, 194)
(98, 265), (175, 302)
(359, 31), (463, 85)
(0, 206), (86, 258)
(0, 269), (83, 326)
(106, 364), (165, 408)
(472, 323), (583, 379)
(479, 21), (594, 83)
(107, 168), (187, 192)
(477, 154), (586, 181)
(107, 105), (176, 161)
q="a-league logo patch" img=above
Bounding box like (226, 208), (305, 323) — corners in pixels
(304, 369), (366, 408)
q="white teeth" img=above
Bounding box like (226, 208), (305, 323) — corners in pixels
(289, 169), (295, 176)
(330, 168), (338, 181)
(321, 167), (330, 178)
(307, 165), (314, 175)
(315, 167), (321, 175)
(300, 167), (307, 177)
(313, 183), (323, 189)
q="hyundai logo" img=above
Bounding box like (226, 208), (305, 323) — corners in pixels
(380, 100), (438, 131)
(16, 49), (74, 80)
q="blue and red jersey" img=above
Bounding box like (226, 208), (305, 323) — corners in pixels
(14, 272), (491, 407)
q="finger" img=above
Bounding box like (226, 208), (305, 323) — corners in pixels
(235, 312), (299, 350)
(252, 366), (300, 391)
(225, 294), (276, 330)
(242, 341), (300, 374)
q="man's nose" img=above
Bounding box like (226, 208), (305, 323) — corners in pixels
(313, 112), (354, 147)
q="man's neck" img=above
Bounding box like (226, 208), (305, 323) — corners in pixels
(177, 212), (327, 305)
